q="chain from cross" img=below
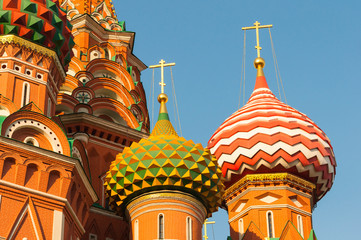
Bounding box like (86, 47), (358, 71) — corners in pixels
(149, 59), (176, 94)
(242, 21), (273, 58)
(203, 219), (215, 240)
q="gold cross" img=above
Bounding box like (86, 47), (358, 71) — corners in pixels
(203, 219), (215, 240)
(242, 21), (273, 58)
(149, 59), (176, 94)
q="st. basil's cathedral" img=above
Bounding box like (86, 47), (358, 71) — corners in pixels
(0, 0), (336, 240)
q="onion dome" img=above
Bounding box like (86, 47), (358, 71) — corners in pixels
(104, 93), (224, 216)
(208, 57), (336, 200)
(0, 0), (74, 67)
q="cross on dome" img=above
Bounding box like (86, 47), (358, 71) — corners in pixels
(242, 21), (273, 58)
(149, 59), (176, 94)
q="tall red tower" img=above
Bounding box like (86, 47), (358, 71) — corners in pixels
(208, 22), (336, 240)
(0, 0), (149, 239)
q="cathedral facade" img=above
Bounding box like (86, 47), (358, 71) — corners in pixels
(0, 1), (335, 240)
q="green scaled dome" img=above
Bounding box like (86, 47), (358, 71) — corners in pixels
(0, 0), (74, 67)
(104, 93), (224, 216)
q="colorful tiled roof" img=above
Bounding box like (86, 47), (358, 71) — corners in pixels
(208, 57), (336, 200)
(105, 93), (224, 216)
(0, 0), (74, 67)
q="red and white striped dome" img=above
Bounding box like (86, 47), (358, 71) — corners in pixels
(208, 71), (336, 200)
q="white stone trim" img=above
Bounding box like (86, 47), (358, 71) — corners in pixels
(21, 82), (30, 107)
(52, 210), (65, 240)
(186, 216), (192, 240)
(157, 213), (164, 240)
(266, 210), (275, 238)
(297, 214), (304, 238)
(5, 119), (63, 154)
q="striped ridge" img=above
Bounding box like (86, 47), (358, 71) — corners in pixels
(208, 76), (336, 200)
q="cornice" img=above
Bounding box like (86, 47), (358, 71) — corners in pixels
(226, 186), (312, 206)
(89, 206), (123, 220)
(224, 173), (315, 201)
(127, 54), (147, 72)
(59, 113), (149, 140)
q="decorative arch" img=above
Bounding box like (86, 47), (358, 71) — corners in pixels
(86, 59), (135, 90)
(0, 95), (17, 115)
(68, 56), (85, 74)
(1, 157), (16, 182)
(89, 98), (139, 128)
(86, 77), (135, 106)
(61, 75), (81, 92)
(57, 93), (78, 110)
(75, 71), (95, 85)
(24, 163), (39, 188)
(72, 87), (95, 104)
(130, 104), (143, 122)
(1, 110), (71, 156)
(55, 102), (75, 115)
(74, 103), (93, 114)
(45, 165), (69, 178)
(47, 170), (61, 195)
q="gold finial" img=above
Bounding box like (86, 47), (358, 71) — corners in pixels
(242, 21), (273, 58)
(157, 92), (168, 114)
(203, 219), (215, 240)
(254, 57), (265, 76)
(149, 59), (176, 94)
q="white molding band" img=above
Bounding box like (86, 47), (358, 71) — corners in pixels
(228, 204), (312, 223)
(132, 207), (203, 225)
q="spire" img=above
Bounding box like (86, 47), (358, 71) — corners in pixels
(151, 93), (178, 137)
(149, 59), (178, 137)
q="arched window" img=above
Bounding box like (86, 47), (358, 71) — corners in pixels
(238, 218), (244, 239)
(297, 215), (304, 238)
(24, 137), (39, 147)
(266, 211), (275, 238)
(21, 82), (30, 107)
(134, 220), (139, 240)
(158, 214), (164, 239)
(186, 217), (192, 240)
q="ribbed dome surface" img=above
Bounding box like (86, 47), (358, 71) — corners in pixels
(104, 95), (224, 215)
(208, 75), (336, 200)
(0, 0), (74, 66)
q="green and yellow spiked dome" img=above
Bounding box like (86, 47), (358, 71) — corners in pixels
(104, 93), (224, 216)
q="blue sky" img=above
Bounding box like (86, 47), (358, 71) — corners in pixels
(114, 1), (360, 239)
